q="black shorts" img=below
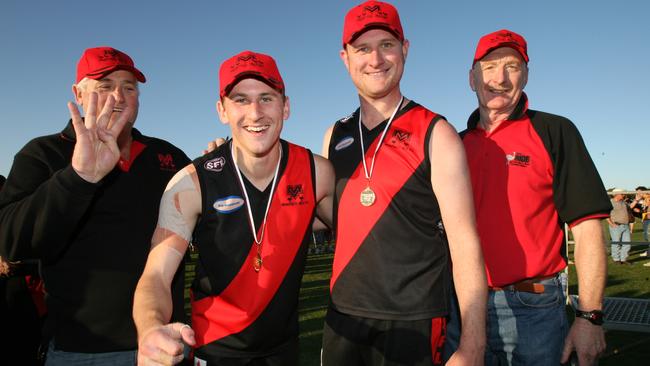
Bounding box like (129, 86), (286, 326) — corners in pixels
(192, 340), (298, 366)
(321, 308), (446, 366)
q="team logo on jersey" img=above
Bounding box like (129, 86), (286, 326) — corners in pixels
(194, 357), (207, 366)
(282, 184), (309, 206)
(505, 152), (530, 167)
(204, 156), (226, 172)
(335, 136), (355, 151)
(213, 196), (245, 213)
(158, 153), (177, 171)
(386, 128), (411, 150)
(288, 184), (304, 201)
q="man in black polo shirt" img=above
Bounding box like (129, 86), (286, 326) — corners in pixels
(0, 47), (189, 365)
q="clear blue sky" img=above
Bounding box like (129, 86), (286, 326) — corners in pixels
(2, 0), (648, 190)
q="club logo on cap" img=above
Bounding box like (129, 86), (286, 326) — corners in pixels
(358, 4), (388, 21)
(99, 49), (121, 62)
(231, 54), (264, 72)
(490, 32), (516, 45)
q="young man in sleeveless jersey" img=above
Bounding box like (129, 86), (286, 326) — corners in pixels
(321, 2), (487, 365)
(133, 51), (335, 366)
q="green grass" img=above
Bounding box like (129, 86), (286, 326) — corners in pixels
(185, 223), (650, 365)
(565, 221), (650, 365)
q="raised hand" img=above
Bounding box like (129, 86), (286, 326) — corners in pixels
(202, 136), (228, 155)
(68, 92), (132, 183)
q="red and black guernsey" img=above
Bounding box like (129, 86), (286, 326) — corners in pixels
(328, 101), (451, 320)
(461, 93), (612, 287)
(191, 140), (315, 358)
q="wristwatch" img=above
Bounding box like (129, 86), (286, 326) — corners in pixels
(575, 309), (605, 325)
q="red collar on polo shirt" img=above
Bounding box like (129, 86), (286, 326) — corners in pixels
(117, 140), (146, 172)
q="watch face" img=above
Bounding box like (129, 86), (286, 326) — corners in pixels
(590, 312), (604, 325)
(578, 310), (604, 325)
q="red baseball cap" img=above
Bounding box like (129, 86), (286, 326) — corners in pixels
(473, 29), (529, 65)
(76, 46), (146, 84)
(219, 50), (285, 98)
(342, 1), (404, 47)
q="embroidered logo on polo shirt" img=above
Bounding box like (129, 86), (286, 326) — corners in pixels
(158, 153), (177, 171)
(386, 128), (411, 150)
(282, 184), (309, 206)
(204, 157), (226, 172)
(335, 136), (355, 151)
(214, 196), (245, 213)
(505, 152), (530, 167)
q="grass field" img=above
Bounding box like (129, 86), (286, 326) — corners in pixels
(186, 221), (650, 365)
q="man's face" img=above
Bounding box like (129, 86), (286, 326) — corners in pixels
(217, 78), (289, 158)
(470, 47), (528, 115)
(341, 28), (409, 101)
(73, 70), (140, 127)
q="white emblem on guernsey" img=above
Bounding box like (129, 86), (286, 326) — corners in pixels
(194, 357), (207, 366)
(213, 196), (245, 213)
(335, 136), (355, 151)
(339, 113), (354, 123)
(204, 156), (226, 172)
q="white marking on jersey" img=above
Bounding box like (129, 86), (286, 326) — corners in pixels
(213, 196), (245, 213)
(334, 136), (355, 151)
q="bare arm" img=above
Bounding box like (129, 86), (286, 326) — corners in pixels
(429, 120), (487, 365)
(312, 126), (336, 232)
(561, 219), (606, 365)
(133, 165), (201, 365)
(321, 125), (334, 159)
(313, 154), (335, 229)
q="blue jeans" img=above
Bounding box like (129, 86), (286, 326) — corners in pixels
(609, 223), (631, 261)
(444, 276), (568, 366)
(46, 342), (137, 366)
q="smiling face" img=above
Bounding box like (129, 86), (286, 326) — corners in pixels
(470, 47), (528, 119)
(73, 69), (140, 127)
(341, 28), (409, 102)
(217, 78), (289, 159)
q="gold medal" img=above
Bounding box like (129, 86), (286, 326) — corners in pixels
(253, 253), (263, 272)
(358, 96), (404, 209)
(360, 186), (376, 207)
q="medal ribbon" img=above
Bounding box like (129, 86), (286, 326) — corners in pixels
(231, 142), (282, 269)
(358, 96), (404, 183)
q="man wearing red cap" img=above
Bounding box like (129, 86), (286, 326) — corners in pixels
(0, 46), (190, 365)
(321, 1), (487, 365)
(133, 50), (335, 366)
(445, 29), (611, 365)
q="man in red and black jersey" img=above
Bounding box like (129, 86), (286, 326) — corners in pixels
(0, 47), (190, 364)
(445, 30), (611, 366)
(133, 51), (335, 366)
(321, 2), (488, 365)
